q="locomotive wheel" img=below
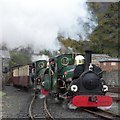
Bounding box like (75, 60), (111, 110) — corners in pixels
(35, 94), (38, 99)
(90, 107), (97, 110)
(68, 101), (77, 110)
(54, 93), (63, 104)
(62, 100), (77, 110)
(39, 94), (46, 99)
(54, 97), (61, 104)
(62, 100), (69, 109)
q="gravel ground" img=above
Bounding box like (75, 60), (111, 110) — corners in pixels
(1, 85), (120, 119)
(46, 96), (104, 119)
(32, 97), (46, 118)
(2, 85), (33, 119)
(0, 93), (2, 119)
(105, 92), (120, 115)
(102, 101), (120, 115)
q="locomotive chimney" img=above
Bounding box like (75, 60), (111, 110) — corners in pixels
(85, 50), (92, 70)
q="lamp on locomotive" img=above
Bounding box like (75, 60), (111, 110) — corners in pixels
(75, 55), (85, 65)
(47, 62), (50, 68)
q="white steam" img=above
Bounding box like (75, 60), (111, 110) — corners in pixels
(0, 0), (97, 51)
(32, 54), (49, 62)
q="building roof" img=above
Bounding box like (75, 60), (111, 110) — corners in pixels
(92, 54), (120, 62)
(92, 54), (110, 58)
(100, 58), (120, 62)
(92, 54), (111, 61)
(0, 50), (10, 59)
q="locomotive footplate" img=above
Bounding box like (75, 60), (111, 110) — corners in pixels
(72, 96), (112, 107)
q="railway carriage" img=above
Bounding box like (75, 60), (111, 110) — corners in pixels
(12, 64), (31, 88)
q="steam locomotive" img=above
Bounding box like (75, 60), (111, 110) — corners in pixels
(37, 51), (112, 108)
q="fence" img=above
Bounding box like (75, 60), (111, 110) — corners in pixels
(103, 70), (120, 87)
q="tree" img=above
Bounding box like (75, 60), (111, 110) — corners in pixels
(88, 2), (119, 57)
(0, 43), (8, 50)
(9, 46), (32, 67)
(58, 37), (83, 53)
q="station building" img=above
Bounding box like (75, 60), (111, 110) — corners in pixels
(99, 59), (120, 72)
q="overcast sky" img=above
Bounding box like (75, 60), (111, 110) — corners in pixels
(0, 0), (97, 52)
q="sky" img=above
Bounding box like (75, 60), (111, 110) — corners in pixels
(0, 0), (97, 52)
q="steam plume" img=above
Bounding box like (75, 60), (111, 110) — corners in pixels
(0, 0), (97, 52)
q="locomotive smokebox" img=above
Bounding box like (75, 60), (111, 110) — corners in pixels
(85, 50), (92, 70)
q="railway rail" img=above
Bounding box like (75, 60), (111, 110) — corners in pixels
(82, 108), (120, 120)
(29, 95), (36, 120)
(28, 95), (120, 120)
(44, 97), (55, 120)
(28, 96), (55, 120)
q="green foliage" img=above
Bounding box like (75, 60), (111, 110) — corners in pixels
(0, 43), (8, 50)
(58, 36), (93, 54)
(58, 36), (83, 53)
(9, 47), (32, 67)
(88, 2), (119, 57)
(39, 50), (52, 57)
(58, 3), (119, 57)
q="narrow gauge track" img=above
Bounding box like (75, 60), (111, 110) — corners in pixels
(44, 97), (55, 120)
(29, 95), (35, 120)
(82, 108), (120, 120)
(46, 96), (99, 119)
(28, 95), (55, 120)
